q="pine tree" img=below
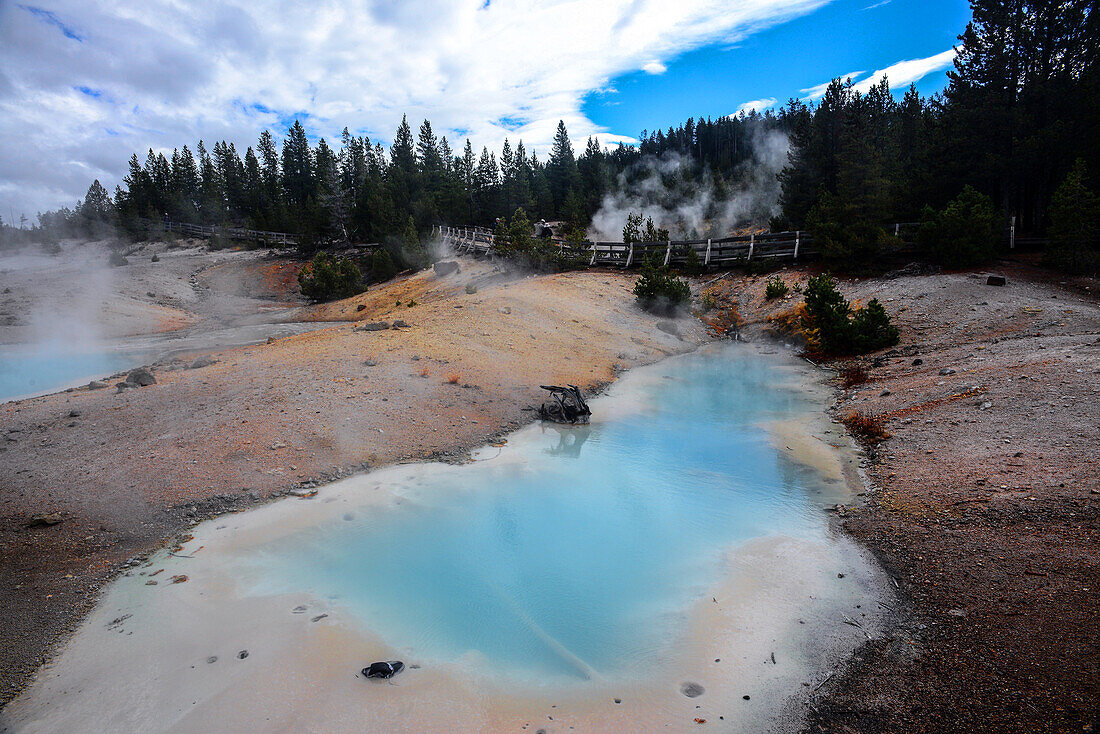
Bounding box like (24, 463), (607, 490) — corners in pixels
(281, 121), (313, 210)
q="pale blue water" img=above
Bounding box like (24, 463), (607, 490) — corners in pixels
(0, 350), (138, 402)
(245, 346), (838, 680)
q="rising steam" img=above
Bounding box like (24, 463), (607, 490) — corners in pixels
(588, 129), (789, 241)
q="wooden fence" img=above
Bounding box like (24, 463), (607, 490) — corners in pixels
(162, 220), (297, 246)
(433, 225), (818, 269)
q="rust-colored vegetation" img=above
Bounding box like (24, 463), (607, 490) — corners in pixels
(418, 366), (431, 378)
(841, 410), (891, 444)
(444, 372), (461, 384)
(840, 364), (869, 388)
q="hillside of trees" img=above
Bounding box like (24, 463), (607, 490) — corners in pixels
(5, 0), (1097, 273)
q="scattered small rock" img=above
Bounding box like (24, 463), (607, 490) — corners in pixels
(356, 304), (366, 311)
(939, 367), (956, 375)
(880, 389), (892, 396)
(355, 321), (390, 332)
(207, 656), (218, 664)
(498, 306), (512, 314)
(912, 358), (923, 366)
(237, 650), (249, 659)
(986, 275), (1007, 286)
(87, 380), (108, 390)
(188, 356), (217, 370)
(392, 319), (409, 328)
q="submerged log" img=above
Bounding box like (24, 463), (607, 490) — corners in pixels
(536, 385), (591, 424)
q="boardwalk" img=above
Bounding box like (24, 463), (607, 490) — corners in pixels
(434, 225), (817, 269)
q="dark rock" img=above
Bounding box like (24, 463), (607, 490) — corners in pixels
(125, 368), (156, 386)
(355, 321), (390, 332)
(25, 513), (63, 528)
(939, 367), (956, 375)
(986, 275), (1007, 286)
(207, 656), (218, 664)
(188, 356), (217, 370)
(237, 650), (249, 659)
(392, 319), (409, 328)
(433, 261), (460, 276)
(87, 380), (108, 390)
(68, 410), (81, 417)
(912, 358), (923, 366)
(363, 660), (404, 679)
(356, 304), (366, 311)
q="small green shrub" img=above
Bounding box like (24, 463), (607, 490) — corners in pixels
(151, 253), (160, 263)
(1045, 159), (1099, 274)
(465, 283), (478, 294)
(633, 256), (691, 314)
(297, 251), (363, 302)
(765, 275), (789, 299)
(801, 273), (898, 355)
(370, 248), (397, 283)
(917, 186), (999, 267)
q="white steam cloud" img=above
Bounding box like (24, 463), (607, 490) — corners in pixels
(588, 129), (790, 241)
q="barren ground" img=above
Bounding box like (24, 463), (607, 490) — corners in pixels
(1, 244), (1098, 733)
(712, 258), (1100, 733)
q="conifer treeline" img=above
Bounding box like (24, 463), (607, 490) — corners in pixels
(777, 0), (1097, 238)
(102, 114), (783, 250)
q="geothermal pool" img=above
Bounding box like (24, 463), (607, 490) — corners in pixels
(241, 345), (847, 680)
(0, 348), (140, 402)
(2, 344), (889, 733)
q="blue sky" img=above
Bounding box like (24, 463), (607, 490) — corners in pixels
(584, 0), (971, 137)
(2, 0), (974, 218)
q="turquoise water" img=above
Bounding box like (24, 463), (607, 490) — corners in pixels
(245, 346), (838, 680)
(0, 350), (138, 402)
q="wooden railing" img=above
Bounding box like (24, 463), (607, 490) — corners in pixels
(162, 220), (297, 246)
(433, 226), (817, 269)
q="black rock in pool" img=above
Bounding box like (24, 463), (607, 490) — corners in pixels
(363, 661), (405, 679)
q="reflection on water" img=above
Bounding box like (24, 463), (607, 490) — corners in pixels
(543, 424), (592, 458)
(241, 345), (838, 680)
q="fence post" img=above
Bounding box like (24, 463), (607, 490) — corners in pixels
(625, 242), (634, 268)
(589, 244), (597, 267)
(793, 231), (800, 260)
(1010, 216), (1016, 249)
(663, 239), (672, 266)
(895, 223), (900, 237)
(748, 233), (754, 261)
(705, 238), (712, 266)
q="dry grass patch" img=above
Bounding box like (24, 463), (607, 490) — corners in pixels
(841, 410), (891, 444)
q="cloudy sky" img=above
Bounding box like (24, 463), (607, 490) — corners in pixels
(0, 0), (969, 221)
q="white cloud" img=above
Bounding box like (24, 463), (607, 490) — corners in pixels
(642, 60), (668, 75)
(800, 71), (864, 100)
(795, 49), (955, 105)
(852, 49), (957, 93)
(734, 97), (777, 115)
(0, 0), (835, 218)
